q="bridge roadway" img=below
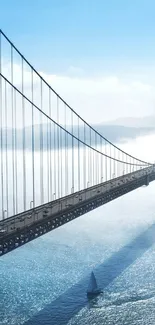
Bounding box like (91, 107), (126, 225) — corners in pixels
(0, 165), (155, 256)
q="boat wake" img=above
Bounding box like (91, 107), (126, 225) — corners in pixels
(88, 289), (155, 309)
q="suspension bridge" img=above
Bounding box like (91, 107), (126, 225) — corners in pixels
(0, 29), (155, 257)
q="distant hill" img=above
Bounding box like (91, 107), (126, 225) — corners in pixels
(103, 116), (155, 128)
(1, 123), (155, 151)
(93, 124), (154, 142)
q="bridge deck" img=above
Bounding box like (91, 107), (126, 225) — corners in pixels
(0, 166), (155, 256)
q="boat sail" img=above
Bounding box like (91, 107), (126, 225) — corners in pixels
(87, 271), (102, 297)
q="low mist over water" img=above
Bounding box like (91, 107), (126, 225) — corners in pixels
(1, 133), (155, 325)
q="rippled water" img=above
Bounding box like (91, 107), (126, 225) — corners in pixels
(1, 134), (155, 324)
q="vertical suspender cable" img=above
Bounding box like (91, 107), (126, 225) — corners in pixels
(92, 132), (94, 186)
(14, 88), (18, 213)
(5, 81), (8, 217)
(60, 116), (62, 198)
(22, 58), (26, 211)
(95, 132), (97, 184)
(100, 136), (103, 182)
(49, 89), (52, 201)
(31, 69), (35, 207)
(90, 128), (92, 186)
(54, 121), (56, 199)
(11, 47), (15, 215)
(64, 104), (67, 196)
(110, 144), (112, 180)
(72, 109), (74, 193)
(126, 154), (128, 174)
(105, 140), (107, 181)
(83, 122), (85, 189)
(113, 147), (116, 178)
(40, 79), (43, 204)
(47, 89), (50, 202)
(0, 31), (4, 220)
(57, 97), (60, 198)
(84, 122), (86, 189)
(78, 116), (80, 191)
(88, 128), (90, 186)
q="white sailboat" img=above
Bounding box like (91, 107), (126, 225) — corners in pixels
(87, 271), (103, 297)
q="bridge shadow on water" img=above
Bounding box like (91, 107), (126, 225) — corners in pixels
(24, 223), (155, 325)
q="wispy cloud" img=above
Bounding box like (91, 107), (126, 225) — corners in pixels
(1, 61), (155, 126)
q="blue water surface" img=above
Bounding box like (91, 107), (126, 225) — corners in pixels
(1, 181), (155, 325)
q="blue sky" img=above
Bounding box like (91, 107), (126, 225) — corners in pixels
(1, 0), (155, 74)
(1, 0), (155, 122)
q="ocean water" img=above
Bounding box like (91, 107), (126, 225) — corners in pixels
(1, 134), (155, 324)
